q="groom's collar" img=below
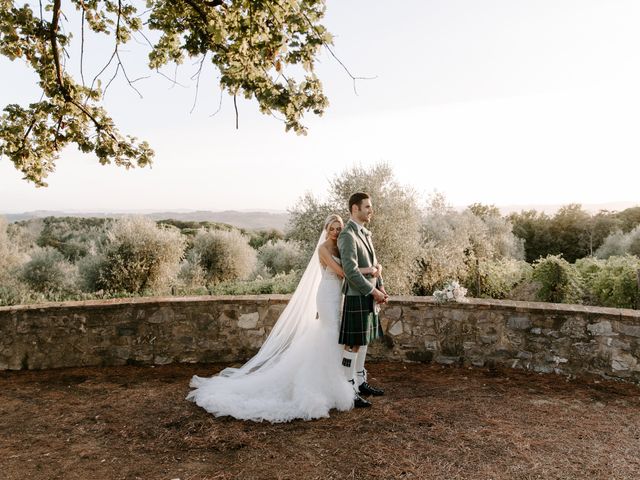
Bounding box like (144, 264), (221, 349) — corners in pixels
(349, 217), (364, 228)
(348, 218), (371, 236)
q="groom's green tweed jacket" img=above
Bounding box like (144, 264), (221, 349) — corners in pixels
(337, 219), (384, 296)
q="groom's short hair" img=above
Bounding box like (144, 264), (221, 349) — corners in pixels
(349, 192), (370, 213)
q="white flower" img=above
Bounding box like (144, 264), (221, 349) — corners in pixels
(433, 279), (468, 303)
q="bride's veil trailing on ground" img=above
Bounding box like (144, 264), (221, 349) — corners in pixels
(187, 224), (353, 423)
(214, 231), (327, 379)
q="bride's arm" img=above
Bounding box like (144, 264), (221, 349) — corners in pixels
(318, 246), (345, 278)
(360, 266), (379, 276)
(319, 246), (378, 279)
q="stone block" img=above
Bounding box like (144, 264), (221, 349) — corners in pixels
(217, 312), (234, 327)
(587, 321), (613, 336)
(247, 327), (266, 337)
(611, 339), (632, 351)
(543, 329), (560, 338)
(611, 352), (639, 372)
(383, 306), (402, 320)
(424, 340), (438, 351)
(617, 324), (640, 338)
(264, 305), (286, 326)
(388, 321), (403, 336)
(507, 316), (531, 330)
(463, 341), (477, 351)
(112, 346), (132, 359)
(117, 325), (137, 337)
(238, 312), (259, 329)
(148, 307), (173, 324)
(559, 318), (587, 338)
(406, 350), (433, 363)
(154, 355), (174, 365)
(435, 355), (460, 365)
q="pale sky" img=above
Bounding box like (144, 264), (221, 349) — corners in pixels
(1, 0), (639, 214)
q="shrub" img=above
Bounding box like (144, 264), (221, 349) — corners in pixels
(96, 217), (186, 294)
(466, 258), (532, 299)
(20, 247), (78, 295)
(249, 229), (285, 250)
(595, 230), (629, 259)
(76, 252), (105, 292)
(0, 217), (31, 305)
(191, 229), (257, 284)
(0, 283), (30, 306)
(414, 196), (525, 295)
(7, 219), (42, 252)
(630, 233), (640, 257)
(258, 239), (305, 275)
(575, 256), (605, 305)
(36, 216), (112, 262)
(531, 255), (582, 304)
(595, 226), (640, 259)
(176, 250), (207, 290)
(1, 217), (27, 267)
(585, 255), (640, 309)
(413, 241), (469, 295)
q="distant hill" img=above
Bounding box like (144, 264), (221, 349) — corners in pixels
(2, 210), (291, 231)
(494, 202), (639, 215)
(4, 202), (637, 229)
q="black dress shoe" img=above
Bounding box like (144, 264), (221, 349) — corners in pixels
(354, 394), (372, 408)
(358, 382), (385, 397)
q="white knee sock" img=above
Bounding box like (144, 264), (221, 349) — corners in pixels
(341, 349), (357, 387)
(355, 346), (368, 386)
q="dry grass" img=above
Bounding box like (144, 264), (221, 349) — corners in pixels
(1, 362), (639, 480)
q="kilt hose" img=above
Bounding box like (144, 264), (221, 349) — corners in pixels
(339, 294), (383, 346)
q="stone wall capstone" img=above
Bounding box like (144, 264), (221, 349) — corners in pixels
(1, 296), (640, 383)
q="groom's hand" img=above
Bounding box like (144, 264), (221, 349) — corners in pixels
(372, 288), (387, 304)
(379, 286), (389, 304)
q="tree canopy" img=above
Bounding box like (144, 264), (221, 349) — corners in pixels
(287, 163), (423, 295)
(0, 0), (333, 185)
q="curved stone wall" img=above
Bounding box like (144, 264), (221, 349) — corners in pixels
(1, 295), (639, 383)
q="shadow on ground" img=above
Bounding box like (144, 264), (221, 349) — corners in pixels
(1, 362), (639, 480)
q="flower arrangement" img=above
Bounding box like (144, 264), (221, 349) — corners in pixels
(433, 280), (468, 303)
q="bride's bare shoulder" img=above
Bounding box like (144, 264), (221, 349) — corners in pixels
(318, 240), (331, 252)
(317, 242), (329, 265)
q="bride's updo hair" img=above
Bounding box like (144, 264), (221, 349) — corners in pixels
(324, 214), (343, 231)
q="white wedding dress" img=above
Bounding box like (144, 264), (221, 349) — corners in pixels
(186, 240), (354, 423)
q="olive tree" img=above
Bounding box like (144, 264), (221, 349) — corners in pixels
(0, 216), (30, 305)
(191, 228), (256, 284)
(287, 163), (422, 294)
(415, 196), (525, 295)
(596, 225), (640, 259)
(96, 216), (186, 293)
(1, 0), (338, 185)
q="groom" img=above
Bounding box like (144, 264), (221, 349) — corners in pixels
(338, 192), (388, 408)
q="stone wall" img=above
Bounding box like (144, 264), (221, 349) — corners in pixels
(369, 297), (640, 383)
(0, 296), (288, 370)
(1, 296), (640, 383)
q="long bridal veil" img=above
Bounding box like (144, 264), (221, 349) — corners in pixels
(186, 229), (353, 422)
(192, 232), (325, 381)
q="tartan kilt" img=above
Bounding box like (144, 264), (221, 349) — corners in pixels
(339, 294), (383, 346)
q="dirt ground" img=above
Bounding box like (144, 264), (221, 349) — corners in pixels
(1, 361), (639, 480)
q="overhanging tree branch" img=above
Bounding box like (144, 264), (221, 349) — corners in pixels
(1, 0), (346, 186)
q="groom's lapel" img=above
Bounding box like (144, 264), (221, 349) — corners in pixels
(350, 220), (374, 259)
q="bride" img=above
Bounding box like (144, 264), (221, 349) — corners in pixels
(186, 214), (380, 422)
